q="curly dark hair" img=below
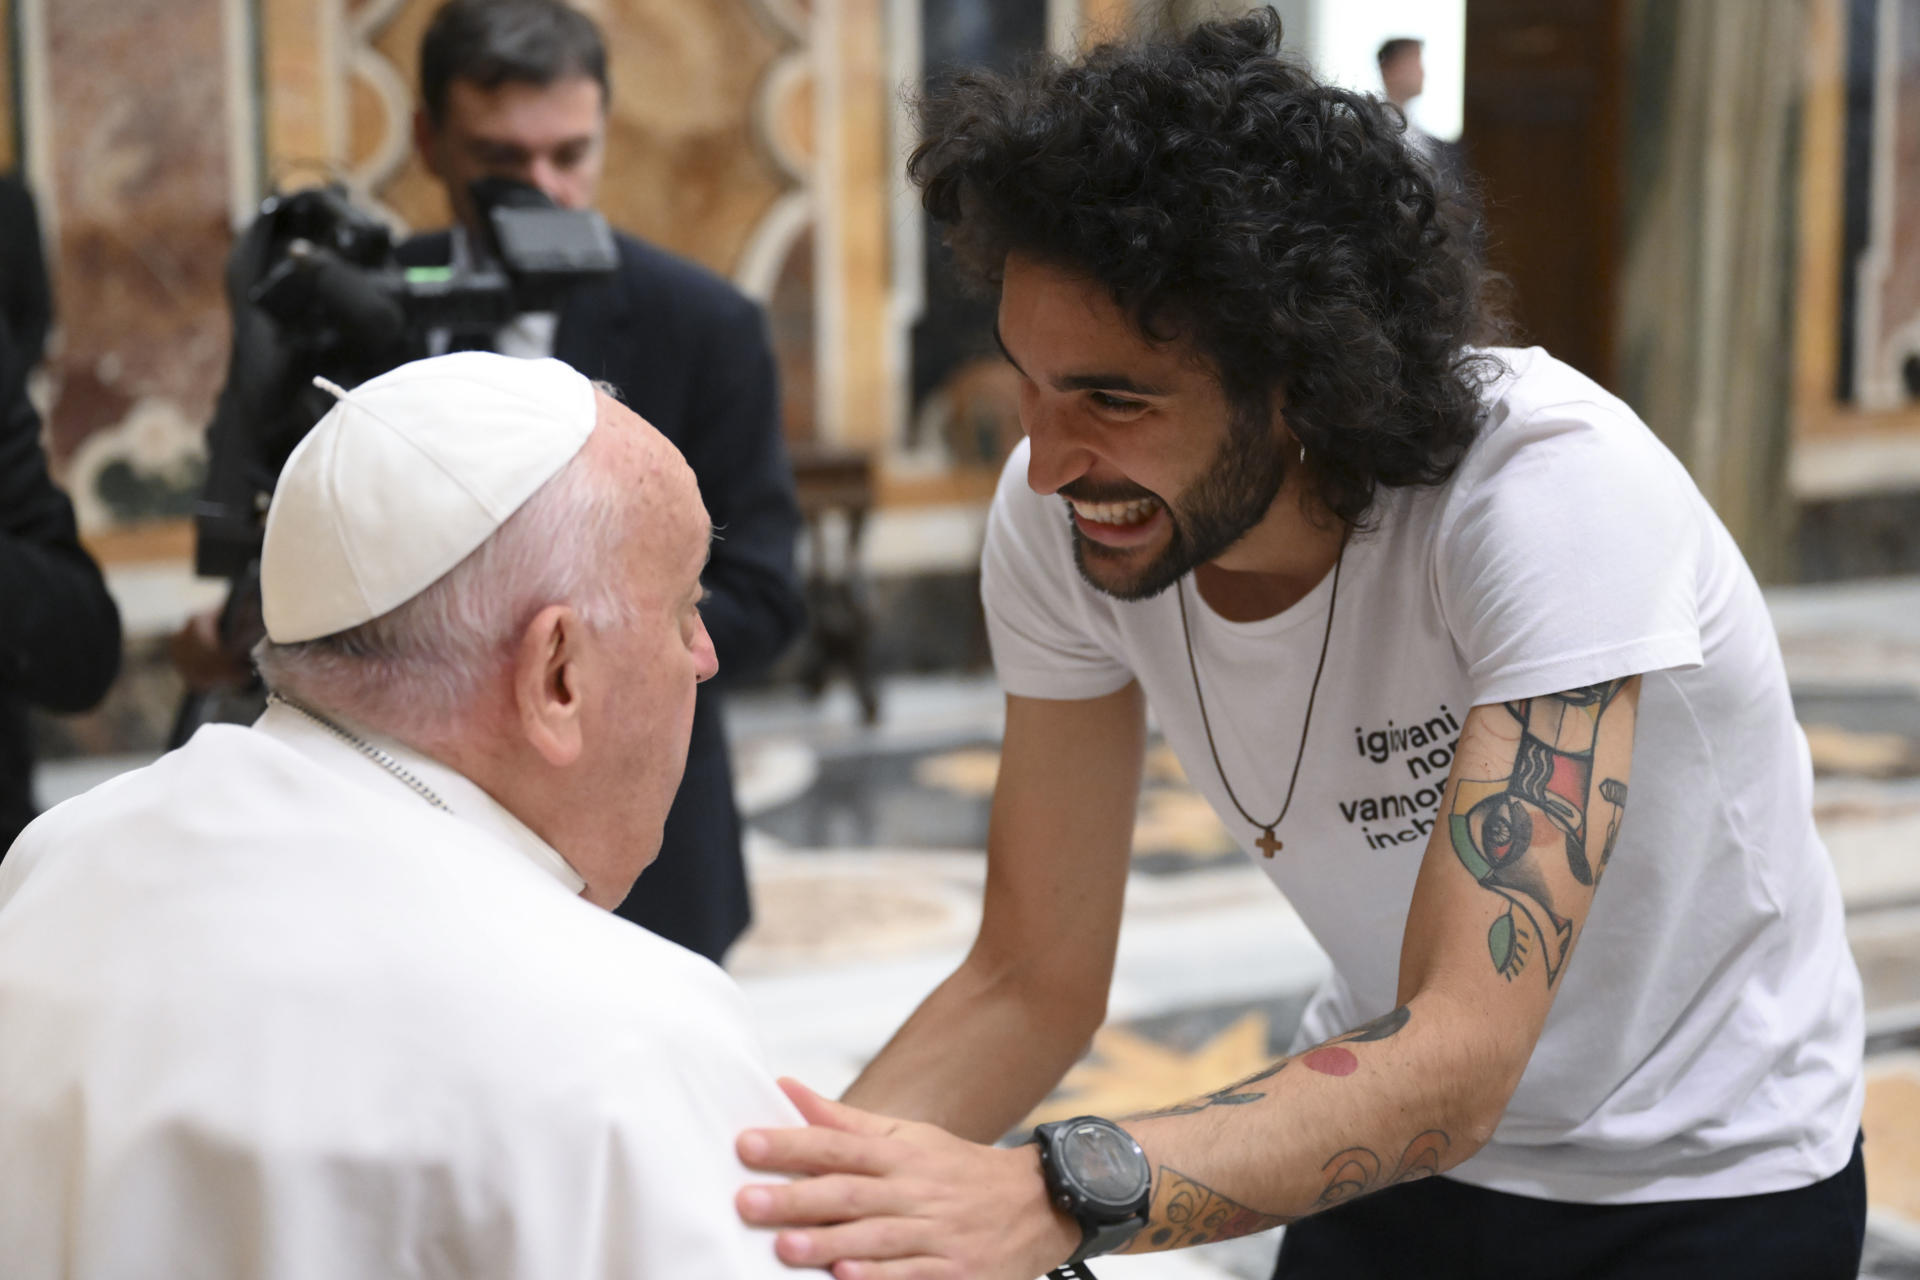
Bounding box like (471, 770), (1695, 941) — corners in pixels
(908, 8), (1504, 528)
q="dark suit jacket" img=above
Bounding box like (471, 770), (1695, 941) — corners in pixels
(0, 174), (53, 372)
(399, 229), (805, 961)
(0, 321), (121, 852)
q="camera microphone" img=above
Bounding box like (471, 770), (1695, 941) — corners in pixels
(252, 240), (408, 352)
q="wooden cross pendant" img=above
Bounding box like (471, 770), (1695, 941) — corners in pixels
(1255, 827), (1283, 858)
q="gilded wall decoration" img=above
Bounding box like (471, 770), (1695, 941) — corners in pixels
(340, 0), (821, 442)
(13, 0), (1100, 539)
(346, 0), (796, 280)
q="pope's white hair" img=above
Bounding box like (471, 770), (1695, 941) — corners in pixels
(254, 429), (635, 739)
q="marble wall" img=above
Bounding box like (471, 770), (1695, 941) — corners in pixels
(13, 0), (901, 540)
(11, 0), (240, 533)
(9, 0), (1162, 554)
(1616, 0), (1803, 581)
(1, 0), (15, 172)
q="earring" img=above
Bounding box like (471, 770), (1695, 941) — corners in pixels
(1298, 443), (1307, 463)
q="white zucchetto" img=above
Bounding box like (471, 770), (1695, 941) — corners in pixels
(261, 352), (597, 644)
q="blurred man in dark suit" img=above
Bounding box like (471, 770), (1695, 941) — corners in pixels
(0, 317), (122, 855)
(0, 173), (53, 374)
(404, 0), (804, 962)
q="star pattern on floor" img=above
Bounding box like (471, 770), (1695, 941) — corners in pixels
(1866, 1058), (1920, 1230)
(1027, 1011), (1277, 1126)
(912, 747), (1001, 796)
(1803, 723), (1920, 778)
(908, 740), (1236, 863)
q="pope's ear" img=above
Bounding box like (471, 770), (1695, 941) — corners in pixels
(513, 604), (585, 767)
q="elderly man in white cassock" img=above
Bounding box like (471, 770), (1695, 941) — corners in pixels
(0, 352), (804, 1277)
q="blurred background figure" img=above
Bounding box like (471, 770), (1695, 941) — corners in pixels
(1377, 34), (1472, 200)
(1377, 36), (1425, 115)
(0, 173), (53, 375)
(0, 270), (120, 855)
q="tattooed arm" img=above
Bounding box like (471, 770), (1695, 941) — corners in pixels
(734, 679), (1640, 1275)
(1110, 676), (1641, 1252)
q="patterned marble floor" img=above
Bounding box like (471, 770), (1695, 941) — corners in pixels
(725, 577), (1920, 1278)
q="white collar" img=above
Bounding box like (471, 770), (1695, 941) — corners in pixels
(254, 700), (588, 895)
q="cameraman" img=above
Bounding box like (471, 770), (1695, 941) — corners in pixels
(180, 0), (804, 960)
(399, 0), (803, 963)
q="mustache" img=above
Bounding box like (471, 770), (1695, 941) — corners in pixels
(1058, 479), (1162, 505)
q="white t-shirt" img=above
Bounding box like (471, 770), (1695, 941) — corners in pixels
(0, 703), (800, 1278)
(983, 346), (1863, 1204)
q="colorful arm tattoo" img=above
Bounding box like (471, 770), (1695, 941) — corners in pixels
(1447, 679), (1633, 985)
(1136, 1166), (1293, 1249)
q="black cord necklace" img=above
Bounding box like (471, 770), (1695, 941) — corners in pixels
(1175, 531), (1347, 858)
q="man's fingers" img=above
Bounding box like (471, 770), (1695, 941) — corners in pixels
(770, 1217), (939, 1270)
(780, 1077), (899, 1136)
(831, 1258), (955, 1280)
(738, 1172), (902, 1227)
(736, 1125), (893, 1178)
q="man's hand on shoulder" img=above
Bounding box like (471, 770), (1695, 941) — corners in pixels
(737, 1079), (1079, 1279)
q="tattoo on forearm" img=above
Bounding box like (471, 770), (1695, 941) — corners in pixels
(1598, 777), (1628, 870)
(1131, 1061), (1287, 1118)
(1314, 1129), (1451, 1210)
(1137, 1166), (1292, 1250)
(1133, 1007), (1412, 1118)
(1334, 1005), (1409, 1043)
(1447, 680), (1632, 985)
(1303, 1004), (1411, 1076)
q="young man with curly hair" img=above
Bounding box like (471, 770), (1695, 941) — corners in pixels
(734, 12), (1865, 1279)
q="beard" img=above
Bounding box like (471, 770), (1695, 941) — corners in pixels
(1067, 403), (1290, 602)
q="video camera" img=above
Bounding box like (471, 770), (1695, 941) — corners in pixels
(192, 178), (617, 580)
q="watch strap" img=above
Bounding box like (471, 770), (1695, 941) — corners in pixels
(1071, 1216), (1145, 1265)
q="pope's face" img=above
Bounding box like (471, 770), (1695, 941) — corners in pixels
(582, 401), (716, 882)
(416, 74), (606, 234)
(996, 253), (1291, 601)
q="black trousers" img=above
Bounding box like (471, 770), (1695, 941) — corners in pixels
(1273, 1132), (1866, 1280)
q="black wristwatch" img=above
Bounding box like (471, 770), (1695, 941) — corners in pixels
(1029, 1115), (1152, 1265)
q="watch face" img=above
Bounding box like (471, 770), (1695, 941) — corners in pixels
(1060, 1121), (1150, 1206)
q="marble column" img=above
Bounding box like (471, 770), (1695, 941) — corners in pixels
(1616, 0), (1805, 581)
(1, 0), (14, 172)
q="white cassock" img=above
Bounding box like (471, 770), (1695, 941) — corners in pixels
(0, 702), (802, 1278)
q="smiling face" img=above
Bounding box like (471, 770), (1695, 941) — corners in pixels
(415, 74), (606, 234)
(996, 253), (1291, 600)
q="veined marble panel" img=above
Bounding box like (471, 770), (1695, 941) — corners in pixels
(38, 0), (236, 528)
(1, 0), (15, 172)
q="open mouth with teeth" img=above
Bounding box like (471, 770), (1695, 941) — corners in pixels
(1066, 495), (1170, 549)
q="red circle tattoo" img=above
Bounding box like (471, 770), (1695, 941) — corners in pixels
(1303, 1047), (1359, 1077)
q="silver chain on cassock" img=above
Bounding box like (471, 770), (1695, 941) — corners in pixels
(267, 692), (453, 813)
